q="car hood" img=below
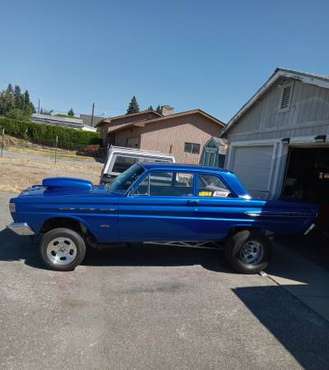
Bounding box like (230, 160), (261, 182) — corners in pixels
(16, 177), (121, 199)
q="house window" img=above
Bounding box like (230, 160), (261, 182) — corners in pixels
(184, 142), (200, 154)
(279, 84), (293, 110)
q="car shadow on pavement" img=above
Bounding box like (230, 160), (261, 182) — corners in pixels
(0, 228), (44, 269)
(0, 227), (230, 273)
(83, 244), (231, 273)
(233, 285), (329, 370)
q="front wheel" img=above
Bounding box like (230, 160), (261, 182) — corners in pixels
(40, 228), (86, 271)
(224, 230), (271, 274)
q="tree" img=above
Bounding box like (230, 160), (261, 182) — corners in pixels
(23, 90), (30, 105)
(147, 105), (154, 111)
(6, 108), (31, 121)
(68, 108), (74, 117)
(6, 84), (13, 94)
(14, 85), (24, 109)
(126, 96), (140, 114)
(0, 83), (35, 118)
(156, 105), (162, 114)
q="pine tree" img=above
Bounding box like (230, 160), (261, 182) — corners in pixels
(23, 90), (31, 110)
(68, 108), (74, 116)
(126, 96), (140, 114)
(156, 105), (162, 114)
(6, 84), (13, 94)
(147, 105), (154, 111)
(23, 90), (30, 104)
(14, 85), (21, 96)
(14, 85), (23, 109)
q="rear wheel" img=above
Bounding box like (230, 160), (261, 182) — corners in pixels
(224, 230), (271, 274)
(40, 228), (86, 271)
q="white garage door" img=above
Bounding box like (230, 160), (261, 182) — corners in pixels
(230, 145), (274, 199)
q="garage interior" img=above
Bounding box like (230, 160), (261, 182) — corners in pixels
(281, 146), (329, 234)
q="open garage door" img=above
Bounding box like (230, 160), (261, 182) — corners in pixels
(281, 147), (329, 235)
(229, 145), (274, 199)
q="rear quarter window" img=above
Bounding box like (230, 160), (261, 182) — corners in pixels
(197, 174), (231, 198)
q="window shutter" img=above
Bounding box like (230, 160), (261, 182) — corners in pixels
(280, 85), (292, 110)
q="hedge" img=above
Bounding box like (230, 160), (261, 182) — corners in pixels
(0, 116), (101, 150)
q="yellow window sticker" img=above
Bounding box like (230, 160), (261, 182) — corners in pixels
(198, 191), (212, 197)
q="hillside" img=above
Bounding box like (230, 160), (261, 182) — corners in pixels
(0, 135), (103, 193)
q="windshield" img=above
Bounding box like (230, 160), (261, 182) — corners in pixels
(107, 163), (145, 193)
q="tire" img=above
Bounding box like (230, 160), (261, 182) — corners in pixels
(224, 230), (271, 274)
(40, 228), (87, 271)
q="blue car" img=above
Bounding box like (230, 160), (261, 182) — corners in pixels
(8, 163), (318, 273)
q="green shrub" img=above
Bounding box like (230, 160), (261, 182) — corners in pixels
(0, 117), (101, 150)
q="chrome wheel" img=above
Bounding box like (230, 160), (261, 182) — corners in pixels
(238, 240), (264, 265)
(46, 237), (78, 266)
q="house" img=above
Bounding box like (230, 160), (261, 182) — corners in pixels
(221, 68), (329, 210)
(97, 108), (225, 164)
(32, 113), (97, 132)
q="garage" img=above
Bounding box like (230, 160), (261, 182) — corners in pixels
(281, 146), (329, 235)
(221, 68), (329, 204)
(229, 144), (275, 199)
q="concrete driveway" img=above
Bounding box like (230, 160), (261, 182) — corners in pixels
(1, 192), (329, 370)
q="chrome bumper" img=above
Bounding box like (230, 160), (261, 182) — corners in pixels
(8, 222), (35, 236)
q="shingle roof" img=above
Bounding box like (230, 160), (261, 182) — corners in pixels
(96, 110), (161, 127)
(105, 109), (225, 133)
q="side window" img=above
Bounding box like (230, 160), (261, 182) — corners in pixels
(197, 174), (231, 198)
(112, 155), (139, 173)
(133, 172), (194, 196)
(133, 176), (149, 195)
(175, 173), (193, 188)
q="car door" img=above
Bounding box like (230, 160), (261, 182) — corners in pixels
(192, 173), (237, 240)
(117, 170), (202, 241)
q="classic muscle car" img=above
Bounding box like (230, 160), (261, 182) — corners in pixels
(8, 163), (318, 273)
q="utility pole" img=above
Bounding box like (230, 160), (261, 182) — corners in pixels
(38, 99), (41, 114)
(91, 102), (95, 127)
(54, 135), (58, 164)
(0, 128), (4, 158)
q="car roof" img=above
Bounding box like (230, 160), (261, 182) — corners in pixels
(109, 145), (174, 158)
(141, 162), (231, 173)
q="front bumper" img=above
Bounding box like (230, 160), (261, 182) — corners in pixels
(8, 222), (35, 236)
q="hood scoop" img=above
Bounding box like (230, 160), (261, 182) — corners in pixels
(42, 177), (93, 192)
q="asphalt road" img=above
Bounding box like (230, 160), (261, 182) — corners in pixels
(1, 192), (329, 370)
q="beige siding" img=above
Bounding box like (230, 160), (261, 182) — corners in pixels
(140, 115), (220, 163)
(227, 78), (329, 142)
(114, 127), (143, 147)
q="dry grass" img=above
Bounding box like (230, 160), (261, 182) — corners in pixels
(2, 134), (93, 160)
(0, 154), (103, 193)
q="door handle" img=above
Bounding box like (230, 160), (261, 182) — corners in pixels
(187, 200), (199, 206)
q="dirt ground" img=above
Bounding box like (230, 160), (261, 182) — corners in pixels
(0, 150), (103, 193)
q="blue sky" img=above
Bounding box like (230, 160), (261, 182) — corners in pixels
(1, 0), (329, 122)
